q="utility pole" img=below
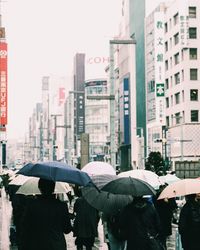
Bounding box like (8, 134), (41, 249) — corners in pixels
(51, 114), (62, 161)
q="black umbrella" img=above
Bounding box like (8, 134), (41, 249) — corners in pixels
(17, 161), (93, 187)
(82, 186), (133, 215)
(102, 177), (156, 196)
(81, 174), (133, 215)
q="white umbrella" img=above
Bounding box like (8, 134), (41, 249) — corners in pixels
(118, 169), (163, 190)
(159, 174), (180, 185)
(81, 161), (116, 176)
(9, 175), (32, 186)
(16, 177), (71, 195)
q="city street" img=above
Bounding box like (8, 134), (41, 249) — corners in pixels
(0, 188), (179, 250)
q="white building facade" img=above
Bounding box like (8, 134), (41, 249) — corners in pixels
(145, 0), (200, 169)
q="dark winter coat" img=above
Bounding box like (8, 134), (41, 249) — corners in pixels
(155, 198), (177, 237)
(20, 195), (72, 250)
(179, 199), (200, 250)
(73, 197), (99, 238)
(119, 198), (162, 250)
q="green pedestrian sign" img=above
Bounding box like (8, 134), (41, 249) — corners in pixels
(156, 83), (164, 97)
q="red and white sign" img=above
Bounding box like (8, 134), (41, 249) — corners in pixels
(0, 42), (8, 126)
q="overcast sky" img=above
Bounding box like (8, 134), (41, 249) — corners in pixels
(1, 0), (164, 140)
(1, 0), (122, 140)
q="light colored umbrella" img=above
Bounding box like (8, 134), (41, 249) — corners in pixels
(158, 178), (200, 200)
(82, 161), (116, 176)
(118, 169), (162, 189)
(16, 177), (71, 195)
(159, 174), (180, 185)
(9, 175), (32, 186)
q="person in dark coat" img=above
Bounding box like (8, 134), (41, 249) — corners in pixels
(19, 178), (72, 250)
(73, 192), (100, 250)
(119, 197), (163, 250)
(154, 186), (177, 248)
(178, 193), (200, 250)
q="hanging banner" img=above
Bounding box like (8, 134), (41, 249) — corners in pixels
(0, 42), (8, 128)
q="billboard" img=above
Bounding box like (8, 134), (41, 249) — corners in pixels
(0, 42), (8, 128)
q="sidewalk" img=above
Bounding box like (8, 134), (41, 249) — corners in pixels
(0, 188), (12, 250)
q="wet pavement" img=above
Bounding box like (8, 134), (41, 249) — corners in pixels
(0, 188), (179, 250)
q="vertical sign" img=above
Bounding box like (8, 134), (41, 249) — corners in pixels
(179, 0), (189, 48)
(77, 93), (85, 135)
(154, 12), (165, 125)
(0, 42), (8, 128)
(123, 78), (130, 145)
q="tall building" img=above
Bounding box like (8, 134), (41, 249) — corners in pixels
(73, 53), (85, 161)
(146, 0), (200, 172)
(85, 79), (109, 162)
(129, 0), (147, 158)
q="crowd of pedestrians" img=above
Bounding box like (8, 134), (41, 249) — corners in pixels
(1, 170), (200, 250)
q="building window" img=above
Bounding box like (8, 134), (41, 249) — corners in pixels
(189, 6), (196, 18)
(191, 110), (199, 122)
(190, 89), (198, 101)
(165, 60), (168, 71)
(166, 97), (169, 108)
(175, 72), (180, 84)
(189, 27), (197, 39)
(165, 78), (169, 89)
(165, 22), (168, 33)
(174, 33), (179, 45)
(166, 116), (169, 127)
(190, 68), (198, 80)
(174, 52), (180, 65)
(175, 92), (180, 104)
(182, 70), (184, 81)
(174, 13), (179, 25)
(182, 90), (185, 102)
(189, 48), (197, 59)
(165, 41), (168, 52)
(174, 112), (181, 124)
(181, 49), (184, 60)
(170, 37), (172, 48)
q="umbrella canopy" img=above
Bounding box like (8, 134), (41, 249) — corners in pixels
(81, 161), (116, 176)
(118, 170), (162, 190)
(17, 161), (92, 186)
(9, 175), (32, 186)
(82, 186), (133, 215)
(159, 174), (180, 185)
(16, 177), (71, 195)
(158, 178), (200, 200)
(102, 177), (156, 197)
(82, 174), (133, 214)
(89, 174), (118, 189)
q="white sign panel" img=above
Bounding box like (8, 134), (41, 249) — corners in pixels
(154, 12), (165, 125)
